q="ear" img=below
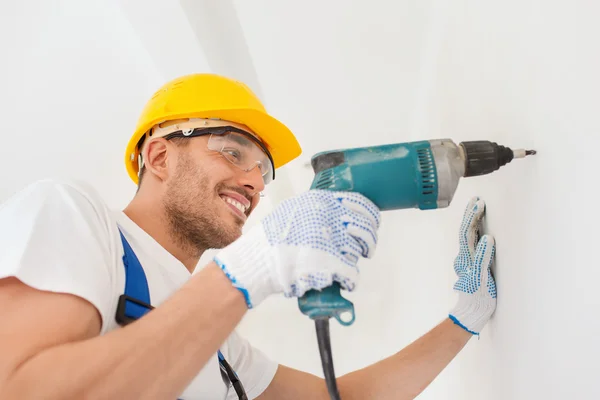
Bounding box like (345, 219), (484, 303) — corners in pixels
(143, 138), (171, 182)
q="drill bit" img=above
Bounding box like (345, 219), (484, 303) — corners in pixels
(513, 149), (537, 159)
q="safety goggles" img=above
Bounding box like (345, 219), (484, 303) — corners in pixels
(161, 126), (275, 185)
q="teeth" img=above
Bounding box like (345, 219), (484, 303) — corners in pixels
(223, 196), (247, 214)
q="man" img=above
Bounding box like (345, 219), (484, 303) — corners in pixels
(0, 73), (497, 399)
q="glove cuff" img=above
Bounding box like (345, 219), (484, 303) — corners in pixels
(214, 225), (278, 309)
(449, 292), (496, 335)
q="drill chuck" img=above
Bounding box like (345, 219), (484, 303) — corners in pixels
(460, 141), (536, 177)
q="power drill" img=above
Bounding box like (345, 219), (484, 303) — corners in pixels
(297, 138), (536, 400)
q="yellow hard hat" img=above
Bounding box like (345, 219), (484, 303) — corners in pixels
(125, 73), (302, 184)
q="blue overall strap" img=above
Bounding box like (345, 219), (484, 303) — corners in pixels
(115, 229), (153, 325)
(115, 229), (246, 399)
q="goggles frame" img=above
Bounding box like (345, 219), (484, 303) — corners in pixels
(160, 126), (276, 183)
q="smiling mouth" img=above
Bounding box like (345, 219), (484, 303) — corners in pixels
(219, 195), (249, 219)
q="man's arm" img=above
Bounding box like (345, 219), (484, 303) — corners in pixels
(258, 318), (470, 400)
(338, 318), (470, 399)
(259, 197), (497, 400)
(0, 182), (383, 400)
(0, 262), (247, 400)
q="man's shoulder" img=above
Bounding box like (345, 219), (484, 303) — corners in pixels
(6, 178), (106, 207)
(1, 178), (113, 226)
(19, 177), (102, 197)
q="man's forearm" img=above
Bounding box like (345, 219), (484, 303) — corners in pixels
(4, 262), (247, 400)
(338, 318), (471, 400)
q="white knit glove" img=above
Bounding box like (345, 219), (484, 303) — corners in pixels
(449, 197), (497, 335)
(214, 190), (381, 308)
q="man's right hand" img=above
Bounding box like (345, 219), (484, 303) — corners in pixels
(214, 189), (381, 308)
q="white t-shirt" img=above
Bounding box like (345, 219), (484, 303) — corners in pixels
(0, 179), (278, 399)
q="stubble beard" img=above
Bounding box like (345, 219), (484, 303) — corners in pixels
(163, 153), (244, 259)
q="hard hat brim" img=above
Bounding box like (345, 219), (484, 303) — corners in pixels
(125, 108), (302, 185)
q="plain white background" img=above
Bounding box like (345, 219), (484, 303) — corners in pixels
(1, 1), (598, 399)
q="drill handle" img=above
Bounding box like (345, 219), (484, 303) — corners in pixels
(298, 283), (355, 326)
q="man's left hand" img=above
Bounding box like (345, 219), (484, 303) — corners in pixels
(449, 196), (497, 335)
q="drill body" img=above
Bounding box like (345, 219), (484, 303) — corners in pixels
(309, 139), (465, 210)
(298, 138), (467, 321)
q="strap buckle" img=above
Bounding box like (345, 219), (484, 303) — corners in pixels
(115, 294), (154, 326)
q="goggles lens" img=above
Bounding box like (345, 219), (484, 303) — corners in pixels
(157, 125), (275, 185)
(207, 131), (274, 184)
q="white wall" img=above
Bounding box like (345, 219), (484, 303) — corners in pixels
(234, 2), (600, 400)
(2, 1), (599, 399)
(0, 0), (166, 207)
(422, 1), (600, 399)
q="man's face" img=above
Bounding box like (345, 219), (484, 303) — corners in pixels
(158, 120), (267, 255)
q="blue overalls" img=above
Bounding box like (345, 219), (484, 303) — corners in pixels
(115, 230), (247, 400)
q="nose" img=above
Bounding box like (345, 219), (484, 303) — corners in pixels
(238, 164), (266, 197)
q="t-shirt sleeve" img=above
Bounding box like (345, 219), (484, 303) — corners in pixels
(0, 179), (116, 333)
(222, 330), (279, 399)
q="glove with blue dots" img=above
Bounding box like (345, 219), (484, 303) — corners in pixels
(214, 190), (381, 308)
(449, 197), (497, 335)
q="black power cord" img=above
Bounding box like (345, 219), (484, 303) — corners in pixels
(315, 318), (341, 400)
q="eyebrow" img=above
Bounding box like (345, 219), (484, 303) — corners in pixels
(228, 132), (255, 148)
